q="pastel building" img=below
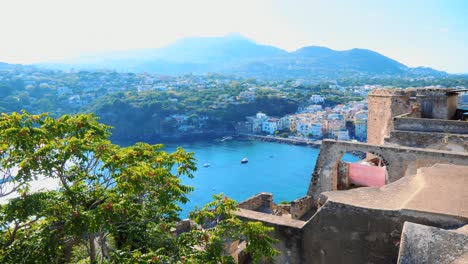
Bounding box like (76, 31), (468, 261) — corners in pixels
(354, 111), (368, 141)
(262, 118), (280, 134)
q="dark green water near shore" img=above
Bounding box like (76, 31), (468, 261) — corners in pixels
(159, 140), (359, 218)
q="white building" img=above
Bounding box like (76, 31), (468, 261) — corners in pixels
(336, 130), (350, 141)
(262, 118), (280, 134)
(278, 116), (290, 130)
(249, 113), (269, 134)
(256, 112), (268, 119)
(301, 104), (323, 113)
(238, 91), (256, 102)
(309, 94), (325, 104)
(354, 111), (368, 141)
(296, 121), (322, 138)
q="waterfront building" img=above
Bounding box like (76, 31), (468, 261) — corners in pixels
(262, 118), (280, 134)
(354, 110), (368, 141)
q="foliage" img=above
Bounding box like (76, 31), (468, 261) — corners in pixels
(0, 112), (278, 263)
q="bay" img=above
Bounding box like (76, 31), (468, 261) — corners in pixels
(160, 140), (360, 218)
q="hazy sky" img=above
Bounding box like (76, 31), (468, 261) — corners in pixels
(1, 0), (467, 73)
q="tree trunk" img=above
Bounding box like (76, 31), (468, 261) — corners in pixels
(88, 233), (97, 264)
(99, 234), (109, 261)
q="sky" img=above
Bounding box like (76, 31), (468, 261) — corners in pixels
(0, 0), (467, 73)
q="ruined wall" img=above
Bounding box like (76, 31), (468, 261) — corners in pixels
(238, 192), (273, 212)
(446, 94), (458, 119)
(386, 130), (468, 152)
(235, 208), (305, 264)
(308, 140), (468, 202)
(290, 196), (314, 220)
(367, 89), (412, 145)
(301, 201), (467, 264)
(416, 92), (458, 119)
(393, 117), (468, 134)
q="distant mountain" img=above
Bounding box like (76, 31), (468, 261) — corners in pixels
(36, 34), (447, 79)
(0, 62), (23, 71)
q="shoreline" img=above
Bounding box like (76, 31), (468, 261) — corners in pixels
(236, 134), (322, 148)
(235, 134), (366, 158)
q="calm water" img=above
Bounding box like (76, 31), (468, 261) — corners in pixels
(160, 140), (359, 218)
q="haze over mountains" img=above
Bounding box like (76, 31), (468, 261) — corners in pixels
(30, 34), (447, 79)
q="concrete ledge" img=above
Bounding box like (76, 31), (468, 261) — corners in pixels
(398, 222), (468, 264)
(235, 208), (306, 229)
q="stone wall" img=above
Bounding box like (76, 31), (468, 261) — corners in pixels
(386, 130), (468, 152)
(398, 222), (468, 264)
(235, 208), (305, 264)
(290, 196), (314, 220)
(238, 192), (273, 212)
(367, 89), (412, 145)
(416, 92), (458, 119)
(308, 140), (468, 202)
(393, 116), (468, 134)
(300, 201), (467, 264)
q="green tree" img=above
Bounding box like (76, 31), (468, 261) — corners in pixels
(0, 112), (278, 263)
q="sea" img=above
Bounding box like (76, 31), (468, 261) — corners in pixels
(158, 139), (360, 218)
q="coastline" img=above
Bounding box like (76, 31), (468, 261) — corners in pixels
(236, 134), (366, 159)
(236, 134), (322, 148)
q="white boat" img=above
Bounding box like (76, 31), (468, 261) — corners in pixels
(241, 157), (248, 164)
(203, 163), (210, 167)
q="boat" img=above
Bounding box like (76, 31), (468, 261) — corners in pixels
(220, 136), (233, 142)
(203, 163), (210, 167)
(241, 157), (248, 164)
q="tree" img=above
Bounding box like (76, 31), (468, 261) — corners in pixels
(0, 112), (278, 263)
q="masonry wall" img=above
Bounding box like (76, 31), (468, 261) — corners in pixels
(269, 225), (303, 264)
(235, 211), (304, 264)
(417, 93), (458, 119)
(300, 201), (467, 264)
(367, 90), (412, 145)
(386, 130), (468, 152)
(238, 192), (273, 212)
(290, 196), (314, 220)
(393, 117), (468, 134)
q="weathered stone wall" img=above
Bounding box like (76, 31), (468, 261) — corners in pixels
(269, 225), (303, 264)
(393, 116), (468, 134)
(301, 201), (467, 264)
(397, 222), (468, 264)
(308, 140), (468, 202)
(290, 196), (314, 220)
(235, 208), (305, 264)
(386, 130), (468, 152)
(367, 89), (412, 145)
(337, 161), (349, 189)
(238, 192), (273, 212)
(416, 93), (458, 119)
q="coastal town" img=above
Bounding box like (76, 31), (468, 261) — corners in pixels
(235, 98), (368, 142)
(3, 65), (468, 143)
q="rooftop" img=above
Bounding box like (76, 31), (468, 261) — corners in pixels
(322, 163), (468, 219)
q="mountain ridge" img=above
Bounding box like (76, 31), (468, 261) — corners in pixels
(29, 34), (447, 79)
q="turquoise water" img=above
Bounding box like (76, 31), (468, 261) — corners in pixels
(161, 140), (359, 218)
